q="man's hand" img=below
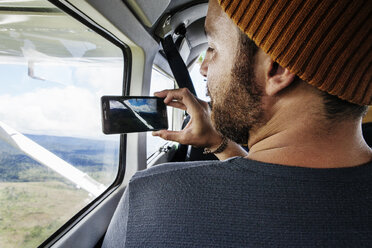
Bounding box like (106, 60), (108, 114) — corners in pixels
(153, 88), (248, 160)
(152, 88), (223, 149)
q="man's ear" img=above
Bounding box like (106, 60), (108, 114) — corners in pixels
(265, 61), (296, 96)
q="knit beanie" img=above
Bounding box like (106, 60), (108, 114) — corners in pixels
(217, 0), (372, 106)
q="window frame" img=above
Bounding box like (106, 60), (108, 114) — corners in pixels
(34, 1), (132, 246)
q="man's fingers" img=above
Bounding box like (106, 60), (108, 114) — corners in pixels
(167, 101), (186, 110)
(154, 89), (210, 121)
(154, 89), (183, 103)
(154, 90), (169, 98)
(158, 88), (204, 113)
(154, 89), (183, 105)
(155, 90), (186, 109)
(152, 130), (183, 143)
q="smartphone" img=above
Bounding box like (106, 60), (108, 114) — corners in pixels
(101, 96), (168, 134)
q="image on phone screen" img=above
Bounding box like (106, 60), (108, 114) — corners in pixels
(102, 96), (168, 134)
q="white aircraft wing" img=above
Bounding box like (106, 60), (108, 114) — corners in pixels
(0, 121), (106, 197)
(122, 101), (154, 129)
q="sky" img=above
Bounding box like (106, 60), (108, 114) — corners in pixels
(125, 99), (157, 113)
(0, 58), (206, 142)
(0, 0), (211, 159)
(0, 4), (126, 140)
(0, 59), (123, 139)
(0, 23), (207, 145)
(0, 57), (203, 142)
(109, 98), (157, 113)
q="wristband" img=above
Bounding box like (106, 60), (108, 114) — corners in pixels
(203, 137), (229, 154)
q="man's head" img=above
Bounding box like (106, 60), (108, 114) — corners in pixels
(201, 0), (265, 144)
(201, 0), (370, 145)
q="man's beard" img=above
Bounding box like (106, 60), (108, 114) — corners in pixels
(208, 38), (264, 145)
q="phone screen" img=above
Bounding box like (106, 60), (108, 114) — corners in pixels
(101, 96), (168, 134)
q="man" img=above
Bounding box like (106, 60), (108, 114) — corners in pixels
(103, 0), (372, 247)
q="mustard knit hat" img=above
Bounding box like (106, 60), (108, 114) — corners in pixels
(218, 0), (372, 105)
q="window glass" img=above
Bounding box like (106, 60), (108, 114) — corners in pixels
(190, 52), (210, 102)
(146, 68), (174, 158)
(0, 1), (124, 247)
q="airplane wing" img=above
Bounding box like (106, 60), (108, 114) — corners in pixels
(0, 121), (106, 197)
(122, 101), (154, 129)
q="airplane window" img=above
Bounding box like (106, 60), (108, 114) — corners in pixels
(146, 55), (210, 161)
(190, 53), (210, 102)
(146, 67), (175, 158)
(0, 1), (124, 247)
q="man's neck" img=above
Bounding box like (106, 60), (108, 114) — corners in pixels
(247, 115), (372, 168)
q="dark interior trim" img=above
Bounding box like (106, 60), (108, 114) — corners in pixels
(0, 7), (61, 13)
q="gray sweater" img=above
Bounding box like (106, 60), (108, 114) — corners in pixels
(103, 157), (372, 247)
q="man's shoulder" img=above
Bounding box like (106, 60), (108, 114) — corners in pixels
(131, 157), (241, 182)
(130, 157), (372, 183)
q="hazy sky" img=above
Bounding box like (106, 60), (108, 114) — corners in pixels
(125, 99), (157, 113)
(0, 59), (123, 139)
(0, 56), (208, 144)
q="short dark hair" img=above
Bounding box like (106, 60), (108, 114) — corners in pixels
(291, 76), (368, 121)
(320, 88), (368, 121)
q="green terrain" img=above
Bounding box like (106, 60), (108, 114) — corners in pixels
(0, 134), (119, 247)
(0, 181), (89, 248)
